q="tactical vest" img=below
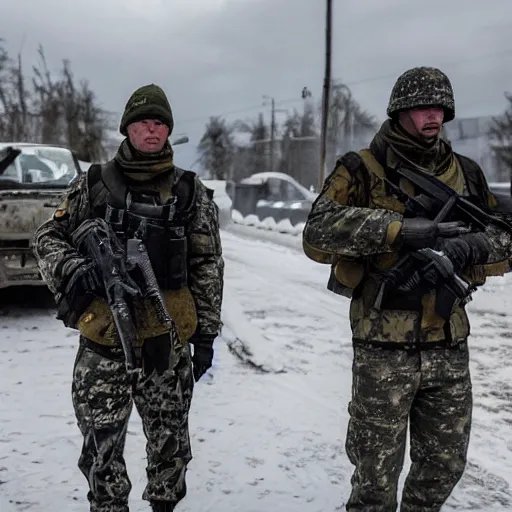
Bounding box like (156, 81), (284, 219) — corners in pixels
(327, 149), (494, 299)
(324, 149), (505, 346)
(76, 161), (205, 347)
(88, 160), (198, 291)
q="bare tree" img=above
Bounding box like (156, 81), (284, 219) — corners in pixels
(0, 40), (33, 141)
(57, 60), (112, 161)
(489, 92), (512, 179)
(0, 40), (111, 161)
(77, 81), (112, 162)
(32, 45), (62, 144)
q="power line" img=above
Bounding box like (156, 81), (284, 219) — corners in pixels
(175, 47), (512, 127)
(343, 48), (512, 88)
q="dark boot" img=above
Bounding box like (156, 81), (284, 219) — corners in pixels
(150, 501), (174, 512)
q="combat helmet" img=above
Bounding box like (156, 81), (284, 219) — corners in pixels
(387, 67), (455, 123)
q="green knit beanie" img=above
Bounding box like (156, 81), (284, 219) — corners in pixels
(119, 84), (174, 135)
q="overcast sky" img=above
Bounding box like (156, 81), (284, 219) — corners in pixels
(2, 0), (512, 167)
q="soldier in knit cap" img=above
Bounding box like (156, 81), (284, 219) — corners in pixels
(33, 84), (224, 512)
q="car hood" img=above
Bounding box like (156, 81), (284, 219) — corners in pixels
(0, 189), (63, 238)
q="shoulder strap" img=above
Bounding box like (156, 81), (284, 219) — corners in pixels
(172, 168), (198, 215)
(101, 160), (128, 208)
(455, 153), (489, 202)
(338, 150), (373, 207)
(87, 163), (111, 213)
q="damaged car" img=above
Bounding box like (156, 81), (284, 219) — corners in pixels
(0, 143), (80, 288)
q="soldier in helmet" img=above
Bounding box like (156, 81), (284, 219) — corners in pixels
(32, 84), (224, 512)
(303, 67), (512, 510)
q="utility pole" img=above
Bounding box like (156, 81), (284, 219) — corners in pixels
(319, 0), (333, 191)
(263, 95), (287, 173)
(270, 97), (276, 174)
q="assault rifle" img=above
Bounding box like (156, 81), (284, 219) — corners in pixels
(391, 165), (512, 232)
(374, 247), (477, 320)
(374, 166), (512, 318)
(71, 218), (173, 381)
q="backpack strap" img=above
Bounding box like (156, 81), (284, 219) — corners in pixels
(455, 153), (491, 205)
(337, 150), (371, 207)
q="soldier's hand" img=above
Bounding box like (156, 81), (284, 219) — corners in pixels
(434, 232), (491, 271)
(401, 218), (469, 249)
(190, 334), (215, 382)
(436, 221), (471, 238)
(65, 260), (103, 298)
(400, 218), (439, 249)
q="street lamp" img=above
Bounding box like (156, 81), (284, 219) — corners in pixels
(301, 87), (312, 100)
(172, 134), (189, 146)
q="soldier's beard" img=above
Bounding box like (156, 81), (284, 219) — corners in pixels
(419, 133), (438, 145)
(418, 126), (441, 145)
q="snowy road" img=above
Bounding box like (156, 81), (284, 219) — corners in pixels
(1, 229), (512, 511)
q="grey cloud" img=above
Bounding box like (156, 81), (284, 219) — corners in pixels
(2, 0), (512, 167)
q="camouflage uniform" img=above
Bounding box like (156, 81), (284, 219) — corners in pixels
(33, 85), (224, 512)
(303, 67), (512, 511)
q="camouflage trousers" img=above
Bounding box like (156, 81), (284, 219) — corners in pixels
(345, 341), (472, 512)
(71, 336), (194, 512)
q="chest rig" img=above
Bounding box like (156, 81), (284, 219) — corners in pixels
(326, 150), (493, 299)
(87, 161), (197, 290)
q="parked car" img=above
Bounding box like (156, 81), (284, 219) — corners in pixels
(0, 143), (81, 288)
(199, 179), (233, 228)
(232, 172), (317, 225)
(488, 182), (511, 197)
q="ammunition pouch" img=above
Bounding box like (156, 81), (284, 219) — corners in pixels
(87, 161), (197, 291)
(145, 225), (188, 290)
(327, 257), (366, 299)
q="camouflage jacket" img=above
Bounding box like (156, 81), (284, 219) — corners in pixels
(33, 166), (224, 342)
(303, 149), (512, 345)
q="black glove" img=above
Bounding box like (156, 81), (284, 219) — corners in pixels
(55, 260), (103, 327)
(63, 260), (103, 308)
(400, 218), (438, 249)
(435, 232), (491, 271)
(65, 260), (101, 293)
(142, 333), (172, 376)
(400, 218), (470, 250)
(190, 334), (216, 382)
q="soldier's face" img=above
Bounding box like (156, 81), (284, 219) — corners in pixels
(399, 107), (444, 141)
(127, 119), (170, 153)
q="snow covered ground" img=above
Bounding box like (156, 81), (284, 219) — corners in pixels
(2, 228), (512, 511)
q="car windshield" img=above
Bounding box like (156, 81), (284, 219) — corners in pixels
(0, 146), (79, 188)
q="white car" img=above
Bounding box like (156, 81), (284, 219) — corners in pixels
(0, 142), (80, 288)
(199, 179), (233, 228)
